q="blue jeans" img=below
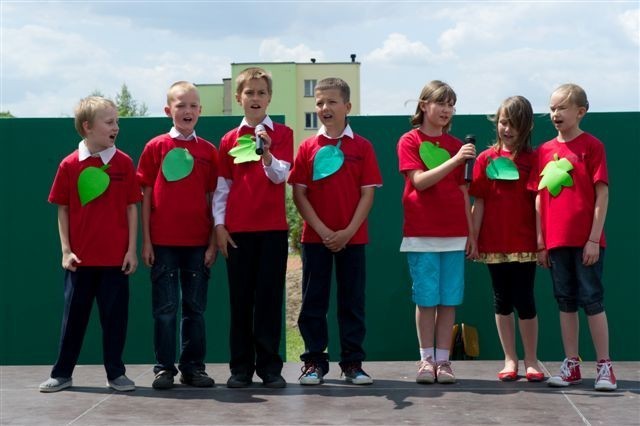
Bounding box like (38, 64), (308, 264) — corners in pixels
(548, 247), (605, 315)
(151, 245), (210, 375)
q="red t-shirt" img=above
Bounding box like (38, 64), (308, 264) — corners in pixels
(527, 132), (608, 249)
(288, 133), (382, 244)
(469, 148), (537, 253)
(219, 123), (293, 232)
(49, 149), (141, 266)
(137, 134), (218, 246)
(397, 129), (467, 237)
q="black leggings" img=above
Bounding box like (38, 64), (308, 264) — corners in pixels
(487, 262), (537, 320)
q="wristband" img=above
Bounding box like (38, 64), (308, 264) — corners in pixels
(588, 239), (599, 244)
(536, 247), (546, 252)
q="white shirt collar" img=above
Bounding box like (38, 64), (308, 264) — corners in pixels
(78, 140), (116, 164)
(169, 126), (197, 141)
(317, 124), (353, 140)
(238, 115), (274, 132)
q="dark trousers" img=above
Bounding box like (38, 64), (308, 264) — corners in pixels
(152, 245), (210, 375)
(487, 261), (537, 319)
(51, 267), (129, 380)
(226, 231), (288, 378)
(298, 243), (366, 374)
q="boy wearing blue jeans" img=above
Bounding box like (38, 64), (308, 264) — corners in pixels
(137, 81), (219, 389)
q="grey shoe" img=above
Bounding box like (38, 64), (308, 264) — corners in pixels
(107, 374), (135, 392)
(152, 370), (174, 390)
(39, 377), (72, 393)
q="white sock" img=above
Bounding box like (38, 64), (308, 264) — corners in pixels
(420, 347), (434, 361)
(435, 348), (450, 362)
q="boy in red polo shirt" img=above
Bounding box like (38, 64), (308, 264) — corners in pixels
(288, 77), (382, 386)
(40, 96), (140, 393)
(214, 67), (293, 389)
(137, 81), (218, 390)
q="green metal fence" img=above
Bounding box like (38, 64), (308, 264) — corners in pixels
(1, 112), (637, 365)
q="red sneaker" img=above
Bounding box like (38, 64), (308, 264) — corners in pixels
(594, 359), (617, 391)
(547, 357), (581, 387)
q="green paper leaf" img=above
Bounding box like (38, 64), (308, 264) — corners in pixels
(538, 153), (574, 196)
(78, 164), (111, 206)
(419, 141), (451, 170)
(162, 147), (194, 181)
(228, 134), (260, 164)
(313, 142), (344, 181)
(486, 157), (520, 180)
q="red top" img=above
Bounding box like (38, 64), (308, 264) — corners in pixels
(137, 134), (218, 246)
(469, 148), (537, 253)
(397, 129), (468, 237)
(218, 122), (294, 232)
(527, 132), (608, 249)
(288, 133), (382, 244)
(49, 149), (141, 266)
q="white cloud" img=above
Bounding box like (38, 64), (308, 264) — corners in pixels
(618, 9), (640, 46)
(365, 33), (438, 65)
(258, 38), (324, 62)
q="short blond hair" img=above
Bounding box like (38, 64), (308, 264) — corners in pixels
(552, 83), (589, 111)
(74, 96), (117, 137)
(167, 81), (199, 104)
(235, 67), (273, 95)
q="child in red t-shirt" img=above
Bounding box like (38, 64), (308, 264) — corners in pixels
(213, 67), (293, 389)
(40, 96), (140, 393)
(288, 77), (382, 386)
(469, 96), (544, 382)
(397, 80), (476, 384)
(137, 81), (218, 390)
(529, 84), (616, 391)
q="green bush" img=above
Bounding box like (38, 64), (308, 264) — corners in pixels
(286, 187), (302, 254)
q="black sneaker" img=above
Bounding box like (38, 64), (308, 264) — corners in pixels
(262, 374), (287, 388)
(152, 370), (174, 390)
(341, 363), (373, 385)
(180, 370), (215, 387)
(298, 362), (324, 385)
(226, 373), (252, 388)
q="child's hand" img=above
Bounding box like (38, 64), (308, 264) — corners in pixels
(62, 251), (81, 271)
(122, 251), (138, 275)
(215, 224), (237, 258)
(582, 241), (600, 266)
(454, 143), (476, 165)
(323, 230), (351, 252)
(536, 249), (549, 268)
(465, 236), (478, 259)
(204, 244), (217, 267)
(142, 242), (154, 267)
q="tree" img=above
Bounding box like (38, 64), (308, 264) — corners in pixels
(115, 84), (148, 117)
(0, 111), (14, 118)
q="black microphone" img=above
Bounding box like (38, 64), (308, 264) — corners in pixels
(255, 124), (266, 155)
(464, 134), (476, 182)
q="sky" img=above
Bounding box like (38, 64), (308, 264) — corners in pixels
(1, 0), (638, 118)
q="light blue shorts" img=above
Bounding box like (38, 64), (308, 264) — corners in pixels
(407, 251), (465, 307)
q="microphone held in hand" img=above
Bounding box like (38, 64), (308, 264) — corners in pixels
(464, 134), (476, 182)
(255, 124), (266, 155)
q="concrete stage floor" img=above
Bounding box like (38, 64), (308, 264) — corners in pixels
(1, 361), (639, 425)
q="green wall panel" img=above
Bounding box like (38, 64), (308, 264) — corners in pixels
(1, 112), (638, 366)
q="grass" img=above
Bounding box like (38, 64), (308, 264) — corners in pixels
(285, 326), (304, 362)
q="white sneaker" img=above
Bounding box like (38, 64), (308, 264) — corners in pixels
(39, 377), (72, 393)
(416, 359), (436, 384)
(107, 374), (135, 391)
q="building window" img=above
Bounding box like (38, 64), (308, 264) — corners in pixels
(305, 112), (318, 129)
(304, 79), (317, 97)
